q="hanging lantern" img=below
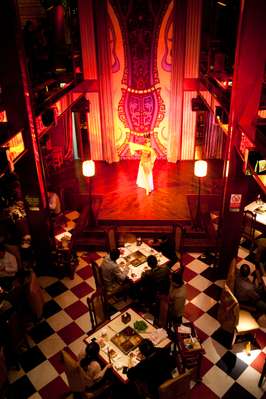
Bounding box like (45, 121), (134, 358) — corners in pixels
(194, 160), (208, 178)
(82, 160), (95, 177)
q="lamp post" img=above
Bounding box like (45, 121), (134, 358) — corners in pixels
(82, 160), (95, 225)
(194, 160), (208, 230)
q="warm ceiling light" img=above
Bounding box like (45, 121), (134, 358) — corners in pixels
(217, 1), (227, 6)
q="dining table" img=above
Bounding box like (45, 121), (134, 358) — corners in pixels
(244, 201), (266, 232)
(84, 307), (171, 383)
(117, 241), (170, 283)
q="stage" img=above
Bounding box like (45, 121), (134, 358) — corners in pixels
(89, 159), (223, 227)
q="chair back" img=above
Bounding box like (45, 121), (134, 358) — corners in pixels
(106, 228), (117, 251)
(159, 369), (192, 399)
(91, 261), (104, 289)
(61, 350), (88, 393)
(241, 210), (256, 244)
(226, 258), (237, 292)
(87, 289), (108, 331)
(26, 271), (45, 320)
(217, 283), (239, 334)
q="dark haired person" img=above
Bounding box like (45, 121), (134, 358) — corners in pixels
(127, 339), (175, 399)
(168, 272), (187, 326)
(235, 263), (266, 313)
(101, 248), (129, 296)
(79, 341), (111, 389)
(141, 255), (170, 308)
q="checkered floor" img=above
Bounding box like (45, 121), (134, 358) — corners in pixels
(6, 213), (266, 398)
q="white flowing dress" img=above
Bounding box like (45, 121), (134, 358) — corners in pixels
(129, 142), (156, 194)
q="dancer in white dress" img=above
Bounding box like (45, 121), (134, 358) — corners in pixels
(129, 140), (157, 195)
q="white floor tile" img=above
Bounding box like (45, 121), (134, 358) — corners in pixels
(188, 275), (212, 291)
(236, 366), (264, 398)
(75, 312), (91, 333)
(62, 274), (83, 289)
(28, 393), (42, 399)
(203, 365), (234, 396)
(27, 361), (58, 390)
(69, 334), (88, 357)
(38, 333), (65, 358)
(47, 310), (73, 331)
(194, 313), (220, 336)
(238, 246), (249, 258)
(202, 337), (227, 364)
(191, 292), (217, 312)
(76, 258), (89, 270)
(186, 259), (209, 274)
(54, 290), (78, 308)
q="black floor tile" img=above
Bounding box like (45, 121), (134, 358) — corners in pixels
(216, 351), (248, 379)
(29, 321), (55, 344)
(200, 267), (219, 282)
(204, 283), (222, 301)
(19, 346), (46, 372)
(198, 252), (217, 266)
(43, 299), (62, 318)
(7, 375), (36, 399)
(45, 281), (68, 297)
(207, 302), (220, 319)
(212, 328), (234, 349)
(222, 382), (256, 399)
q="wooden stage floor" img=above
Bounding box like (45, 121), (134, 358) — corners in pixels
(86, 159), (224, 226)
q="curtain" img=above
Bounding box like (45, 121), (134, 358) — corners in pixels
(94, 0), (118, 162)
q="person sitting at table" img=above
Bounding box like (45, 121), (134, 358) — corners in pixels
(79, 341), (112, 389)
(255, 236), (266, 266)
(168, 272), (187, 326)
(101, 248), (130, 296)
(141, 255), (170, 308)
(0, 243), (18, 290)
(235, 263), (266, 314)
(127, 338), (176, 399)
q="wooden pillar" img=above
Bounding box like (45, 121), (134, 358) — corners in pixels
(218, 0), (266, 275)
(0, 0), (53, 270)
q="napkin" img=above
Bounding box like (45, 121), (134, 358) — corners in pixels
(148, 328), (168, 345)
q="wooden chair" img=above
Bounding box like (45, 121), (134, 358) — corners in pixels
(26, 271), (45, 321)
(227, 258), (257, 313)
(87, 289), (108, 332)
(241, 210), (261, 252)
(61, 350), (113, 399)
(258, 358), (266, 387)
(218, 283), (259, 347)
(61, 350), (89, 398)
(158, 369), (193, 399)
(174, 224), (184, 262)
(90, 261), (128, 313)
(105, 228), (117, 251)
